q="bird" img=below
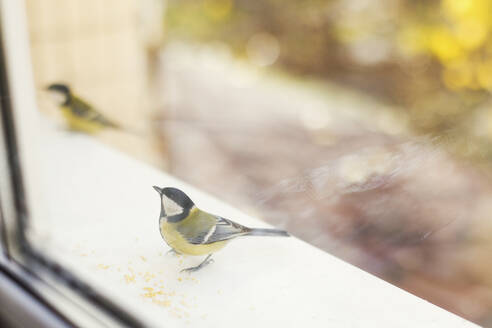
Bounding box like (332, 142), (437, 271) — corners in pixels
(153, 186), (290, 273)
(46, 83), (120, 134)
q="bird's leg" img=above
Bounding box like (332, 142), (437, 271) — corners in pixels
(167, 248), (181, 256)
(181, 254), (214, 273)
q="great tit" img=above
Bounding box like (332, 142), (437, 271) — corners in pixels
(153, 186), (289, 273)
(46, 83), (120, 134)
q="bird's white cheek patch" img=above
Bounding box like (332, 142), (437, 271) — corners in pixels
(48, 92), (66, 105)
(162, 196), (183, 216)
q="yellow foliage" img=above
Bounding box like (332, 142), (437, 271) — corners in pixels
(403, 0), (492, 91)
(455, 20), (488, 50)
(477, 60), (492, 89)
(443, 0), (490, 24)
(428, 27), (463, 62)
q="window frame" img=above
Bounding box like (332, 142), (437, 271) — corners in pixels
(0, 1), (146, 327)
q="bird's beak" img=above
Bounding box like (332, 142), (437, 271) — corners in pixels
(153, 186), (163, 195)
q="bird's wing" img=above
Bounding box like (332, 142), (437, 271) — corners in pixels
(201, 216), (250, 244)
(70, 96), (118, 128)
(177, 214), (249, 245)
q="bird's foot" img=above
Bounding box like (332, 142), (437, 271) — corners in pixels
(180, 254), (214, 273)
(167, 248), (181, 256)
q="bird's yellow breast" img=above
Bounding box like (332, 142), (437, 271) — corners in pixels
(61, 107), (105, 134)
(159, 219), (227, 256)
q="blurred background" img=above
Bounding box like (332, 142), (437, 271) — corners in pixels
(25, 0), (492, 325)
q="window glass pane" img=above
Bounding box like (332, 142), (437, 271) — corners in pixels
(17, 0), (492, 326)
(161, 1), (492, 325)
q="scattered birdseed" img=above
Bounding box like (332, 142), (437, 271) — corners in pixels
(152, 299), (171, 307)
(124, 274), (136, 283)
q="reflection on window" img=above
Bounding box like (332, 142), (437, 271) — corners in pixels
(18, 0), (492, 326)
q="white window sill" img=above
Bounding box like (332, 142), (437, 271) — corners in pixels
(24, 119), (477, 327)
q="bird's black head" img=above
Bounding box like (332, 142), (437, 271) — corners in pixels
(46, 83), (71, 105)
(47, 83), (70, 95)
(153, 186), (194, 221)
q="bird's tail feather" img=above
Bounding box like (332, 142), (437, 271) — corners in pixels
(246, 228), (289, 237)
